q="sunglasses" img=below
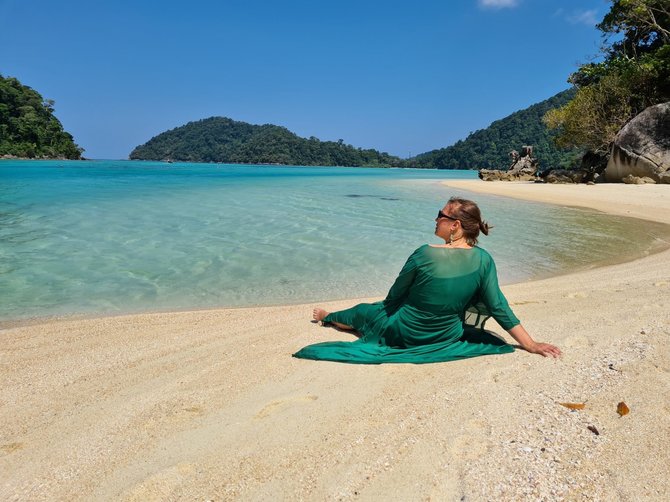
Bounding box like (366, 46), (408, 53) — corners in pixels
(437, 210), (458, 221)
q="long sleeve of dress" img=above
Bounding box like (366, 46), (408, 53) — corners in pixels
(382, 251), (418, 313)
(480, 255), (520, 330)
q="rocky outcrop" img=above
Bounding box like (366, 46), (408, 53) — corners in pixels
(605, 102), (670, 183)
(478, 169), (537, 181)
(479, 146), (539, 181)
(542, 169), (587, 184)
(622, 175), (656, 184)
(539, 151), (609, 184)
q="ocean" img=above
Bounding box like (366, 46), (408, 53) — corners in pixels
(1, 160), (668, 322)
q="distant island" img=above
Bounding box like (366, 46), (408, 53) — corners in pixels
(130, 90), (579, 170)
(0, 75), (83, 160)
(129, 118), (404, 167)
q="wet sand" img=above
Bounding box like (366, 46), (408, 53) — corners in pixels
(1, 181), (669, 501)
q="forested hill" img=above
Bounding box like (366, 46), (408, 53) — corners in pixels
(130, 90), (580, 169)
(129, 117), (404, 167)
(408, 89), (581, 170)
(0, 75), (83, 159)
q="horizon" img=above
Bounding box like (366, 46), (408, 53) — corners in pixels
(1, 0), (605, 160)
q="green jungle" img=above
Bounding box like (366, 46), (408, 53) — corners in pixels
(0, 75), (83, 159)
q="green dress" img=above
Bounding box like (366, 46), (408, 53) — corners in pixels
(293, 245), (519, 364)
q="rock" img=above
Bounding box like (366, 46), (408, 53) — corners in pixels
(605, 102), (670, 183)
(539, 151), (608, 184)
(622, 175), (656, 184)
(542, 169), (586, 184)
(478, 145), (539, 181)
(479, 169), (536, 182)
(580, 150), (609, 182)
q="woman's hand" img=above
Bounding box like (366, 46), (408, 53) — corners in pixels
(524, 341), (562, 358)
(507, 325), (561, 358)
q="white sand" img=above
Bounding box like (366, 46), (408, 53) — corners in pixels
(1, 181), (669, 501)
(443, 179), (670, 224)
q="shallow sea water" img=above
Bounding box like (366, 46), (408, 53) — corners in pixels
(1, 160), (669, 322)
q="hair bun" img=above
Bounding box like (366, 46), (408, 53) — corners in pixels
(479, 220), (490, 235)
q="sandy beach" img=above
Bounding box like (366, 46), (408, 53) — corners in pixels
(2, 181), (669, 501)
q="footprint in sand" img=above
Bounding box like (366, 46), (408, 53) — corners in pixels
(566, 292), (587, 299)
(183, 406), (204, 415)
(448, 434), (489, 461)
(255, 395), (318, 419)
(447, 419), (490, 460)
(653, 281), (668, 287)
(122, 463), (195, 501)
(1, 442), (24, 454)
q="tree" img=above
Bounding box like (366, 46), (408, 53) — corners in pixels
(0, 74), (83, 159)
(599, 0), (669, 57)
(543, 75), (631, 152)
(544, 0), (669, 155)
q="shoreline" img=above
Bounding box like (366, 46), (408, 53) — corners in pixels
(442, 179), (670, 225)
(2, 181), (670, 500)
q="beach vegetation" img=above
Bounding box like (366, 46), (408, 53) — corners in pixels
(544, 0), (669, 154)
(543, 75), (632, 151)
(0, 74), (83, 159)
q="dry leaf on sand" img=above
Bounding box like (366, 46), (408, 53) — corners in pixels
(558, 402), (586, 410)
(617, 401), (630, 416)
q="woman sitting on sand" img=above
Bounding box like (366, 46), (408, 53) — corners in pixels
(293, 197), (561, 364)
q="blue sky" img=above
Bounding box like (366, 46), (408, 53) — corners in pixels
(1, 0), (607, 159)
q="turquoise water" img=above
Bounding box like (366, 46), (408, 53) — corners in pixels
(1, 160), (668, 322)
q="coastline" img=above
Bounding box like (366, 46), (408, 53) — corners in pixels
(2, 182), (670, 500)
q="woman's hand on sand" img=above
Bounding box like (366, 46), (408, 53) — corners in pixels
(525, 341), (561, 358)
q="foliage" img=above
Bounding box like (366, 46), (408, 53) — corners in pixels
(545, 0), (669, 154)
(407, 89), (582, 170)
(130, 117), (404, 167)
(543, 75), (632, 151)
(598, 0), (669, 58)
(0, 74), (83, 159)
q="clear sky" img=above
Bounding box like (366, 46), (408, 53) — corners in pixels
(0, 0), (608, 160)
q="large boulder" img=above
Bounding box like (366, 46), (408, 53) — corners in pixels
(605, 102), (670, 183)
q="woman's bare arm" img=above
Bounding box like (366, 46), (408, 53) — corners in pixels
(507, 324), (561, 358)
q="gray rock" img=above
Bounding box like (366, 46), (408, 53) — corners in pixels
(478, 169), (536, 182)
(478, 145), (539, 181)
(543, 170), (586, 184)
(605, 102), (670, 183)
(622, 174), (656, 184)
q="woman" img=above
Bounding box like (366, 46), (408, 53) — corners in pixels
(293, 197), (561, 364)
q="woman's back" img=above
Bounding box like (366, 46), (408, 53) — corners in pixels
(405, 245), (485, 315)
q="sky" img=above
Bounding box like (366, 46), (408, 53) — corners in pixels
(0, 0), (609, 160)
